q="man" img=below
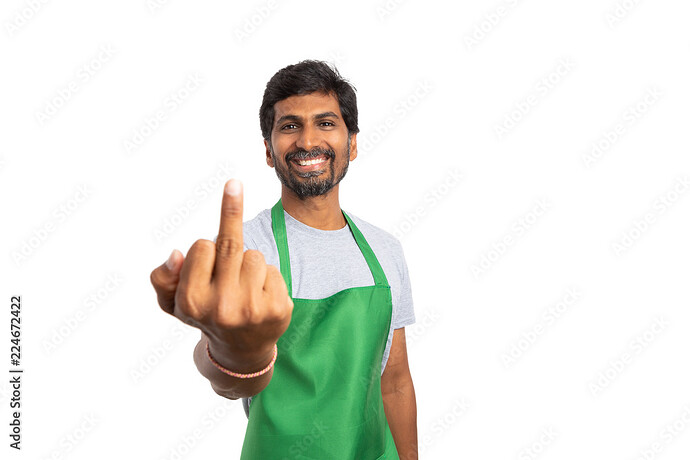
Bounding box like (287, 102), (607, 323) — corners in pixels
(150, 60), (417, 459)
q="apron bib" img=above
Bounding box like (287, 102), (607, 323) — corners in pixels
(240, 200), (399, 459)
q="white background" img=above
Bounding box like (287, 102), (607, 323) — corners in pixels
(2, 0), (690, 459)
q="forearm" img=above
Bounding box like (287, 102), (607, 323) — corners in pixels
(193, 333), (274, 399)
(382, 377), (418, 459)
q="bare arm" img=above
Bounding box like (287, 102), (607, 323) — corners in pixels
(150, 179), (293, 401)
(193, 331), (274, 399)
(381, 327), (418, 459)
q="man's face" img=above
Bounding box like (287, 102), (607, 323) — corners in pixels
(265, 91), (357, 199)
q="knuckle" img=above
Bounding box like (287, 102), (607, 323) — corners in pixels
(218, 303), (254, 328)
(216, 237), (243, 257)
(150, 266), (168, 287)
(175, 285), (201, 318)
(149, 269), (160, 288)
(280, 296), (294, 319)
(239, 309), (258, 326)
(242, 296), (263, 325)
(265, 264), (281, 281)
(235, 291), (266, 326)
(174, 285), (191, 308)
(156, 293), (175, 315)
(151, 268), (173, 293)
(192, 238), (215, 253)
(264, 291), (292, 322)
(242, 249), (265, 266)
(221, 205), (242, 220)
(214, 294), (243, 327)
(267, 266), (288, 294)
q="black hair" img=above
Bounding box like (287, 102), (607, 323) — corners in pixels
(259, 60), (359, 141)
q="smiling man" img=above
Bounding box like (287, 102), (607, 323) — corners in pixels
(151, 60), (417, 459)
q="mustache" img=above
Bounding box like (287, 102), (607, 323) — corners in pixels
(285, 147), (335, 162)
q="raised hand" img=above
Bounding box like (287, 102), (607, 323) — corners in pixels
(150, 179), (293, 373)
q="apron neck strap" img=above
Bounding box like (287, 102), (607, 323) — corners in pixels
(270, 199), (389, 298)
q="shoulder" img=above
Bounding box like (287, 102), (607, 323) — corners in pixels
(242, 208), (272, 246)
(345, 211), (406, 270)
(346, 211), (415, 328)
(346, 211), (402, 250)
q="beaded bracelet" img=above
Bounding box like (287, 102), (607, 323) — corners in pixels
(206, 343), (277, 379)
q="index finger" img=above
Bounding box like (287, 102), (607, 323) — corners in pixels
(214, 179), (244, 281)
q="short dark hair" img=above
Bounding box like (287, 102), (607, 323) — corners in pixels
(259, 60), (359, 141)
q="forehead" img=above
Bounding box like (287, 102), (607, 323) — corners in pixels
(272, 91), (342, 124)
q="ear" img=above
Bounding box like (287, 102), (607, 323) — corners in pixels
(348, 133), (358, 161)
(264, 139), (274, 167)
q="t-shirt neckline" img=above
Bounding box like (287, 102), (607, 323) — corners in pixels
(282, 209), (352, 240)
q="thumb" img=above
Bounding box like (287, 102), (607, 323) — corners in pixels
(165, 249), (183, 274)
(151, 249), (185, 315)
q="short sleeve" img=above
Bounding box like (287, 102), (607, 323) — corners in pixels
(392, 241), (416, 329)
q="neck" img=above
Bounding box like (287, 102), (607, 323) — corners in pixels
(280, 184), (346, 230)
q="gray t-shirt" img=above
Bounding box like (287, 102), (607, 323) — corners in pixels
(233, 207), (416, 418)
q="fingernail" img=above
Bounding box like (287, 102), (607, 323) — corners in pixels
(225, 179), (242, 196)
(166, 249), (177, 270)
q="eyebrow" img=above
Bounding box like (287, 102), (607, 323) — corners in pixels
(275, 111), (340, 127)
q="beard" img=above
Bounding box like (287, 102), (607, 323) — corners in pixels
(270, 136), (351, 199)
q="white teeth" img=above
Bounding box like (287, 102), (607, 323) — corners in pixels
(297, 158), (326, 166)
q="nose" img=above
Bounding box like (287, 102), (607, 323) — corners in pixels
(295, 124), (322, 151)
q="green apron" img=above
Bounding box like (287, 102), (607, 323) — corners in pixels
(240, 200), (400, 459)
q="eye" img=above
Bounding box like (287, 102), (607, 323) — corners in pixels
(320, 121), (335, 127)
(281, 123), (298, 130)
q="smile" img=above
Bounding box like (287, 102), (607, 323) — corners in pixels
(290, 154), (330, 173)
(296, 158), (326, 166)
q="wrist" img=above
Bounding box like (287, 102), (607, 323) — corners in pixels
(207, 339), (276, 375)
